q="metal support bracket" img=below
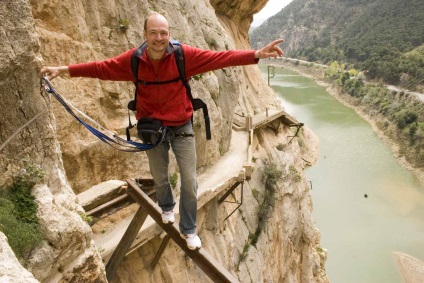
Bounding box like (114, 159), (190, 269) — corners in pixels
(287, 123), (304, 144)
(218, 181), (244, 222)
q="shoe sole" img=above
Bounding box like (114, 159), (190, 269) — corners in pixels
(187, 245), (201, 250)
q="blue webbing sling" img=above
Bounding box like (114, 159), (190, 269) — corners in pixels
(41, 77), (166, 152)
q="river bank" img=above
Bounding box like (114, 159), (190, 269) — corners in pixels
(265, 59), (424, 189)
(263, 59), (424, 282)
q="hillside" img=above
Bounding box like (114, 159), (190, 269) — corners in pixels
(250, 0), (424, 88)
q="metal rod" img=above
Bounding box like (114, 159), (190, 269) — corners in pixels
(218, 181), (242, 204)
(222, 182), (244, 222)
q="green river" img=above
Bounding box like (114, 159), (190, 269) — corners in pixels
(260, 65), (424, 283)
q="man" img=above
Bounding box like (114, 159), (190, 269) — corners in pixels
(41, 12), (283, 250)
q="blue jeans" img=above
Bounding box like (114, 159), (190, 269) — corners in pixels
(144, 121), (198, 235)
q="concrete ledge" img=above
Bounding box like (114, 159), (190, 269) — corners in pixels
(77, 180), (127, 211)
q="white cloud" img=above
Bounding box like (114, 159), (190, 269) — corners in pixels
(252, 0), (293, 27)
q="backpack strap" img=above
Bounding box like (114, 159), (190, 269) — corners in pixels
(126, 41), (146, 140)
(173, 45), (211, 140)
(128, 41), (147, 111)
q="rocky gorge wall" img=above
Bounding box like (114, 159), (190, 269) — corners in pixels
(1, 0), (106, 282)
(0, 0), (328, 282)
(31, 0), (280, 194)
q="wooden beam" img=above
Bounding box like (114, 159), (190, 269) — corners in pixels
(86, 193), (131, 217)
(126, 179), (240, 283)
(151, 234), (171, 270)
(105, 204), (149, 282)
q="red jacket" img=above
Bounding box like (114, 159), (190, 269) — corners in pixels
(69, 43), (258, 126)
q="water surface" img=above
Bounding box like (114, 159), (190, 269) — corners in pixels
(260, 65), (424, 283)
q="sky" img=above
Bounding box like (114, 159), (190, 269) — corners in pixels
(252, 0), (293, 27)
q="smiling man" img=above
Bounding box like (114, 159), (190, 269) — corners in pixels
(41, 12), (283, 250)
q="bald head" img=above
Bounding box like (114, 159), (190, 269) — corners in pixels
(144, 13), (169, 32)
(143, 13), (171, 60)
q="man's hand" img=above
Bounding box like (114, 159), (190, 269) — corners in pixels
(254, 39), (284, 59)
(40, 66), (69, 80)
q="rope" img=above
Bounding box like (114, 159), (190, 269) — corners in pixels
(0, 109), (48, 153)
(40, 77), (166, 152)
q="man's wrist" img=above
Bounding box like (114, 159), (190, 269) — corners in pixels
(254, 50), (260, 59)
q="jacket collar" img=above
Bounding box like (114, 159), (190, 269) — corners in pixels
(140, 42), (175, 61)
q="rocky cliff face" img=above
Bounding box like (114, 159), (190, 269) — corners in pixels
(30, 0), (279, 194)
(0, 0), (327, 282)
(1, 0), (106, 282)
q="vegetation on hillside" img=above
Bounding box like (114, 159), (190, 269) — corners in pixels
(325, 62), (424, 168)
(250, 0), (424, 89)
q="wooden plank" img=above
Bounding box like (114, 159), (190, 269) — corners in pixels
(126, 179), (240, 283)
(279, 112), (301, 127)
(105, 204), (149, 282)
(197, 177), (237, 209)
(86, 193), (131, 217)
(151, 234), (171, 270)
(78, 180), (127, 211)
(252, 110), (285, 129)
(249, 109), (302, 130)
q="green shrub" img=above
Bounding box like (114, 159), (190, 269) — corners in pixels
(0, 162), (45, 260)
(395, 110), (418, 129)
(118, 19), (130, 32)
(169, 172), (178, 189)
(262, 164), (282, 185)
(276, 143), (285, 151)
(239, 163), (282, 264)
(289, 166), (302, 183)
(0, 199), (44, 259)
(254, 164), (282, 244)
(80, 214), (93, 224)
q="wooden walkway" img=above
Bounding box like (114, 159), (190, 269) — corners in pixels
(234, 108), (303, 169)
(234, 109), (302, 131)
(77, 108), (303, 282)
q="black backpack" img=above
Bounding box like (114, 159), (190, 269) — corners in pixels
(127, 40), (211, 140)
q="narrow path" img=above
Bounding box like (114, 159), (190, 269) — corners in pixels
(387, 85), (424, 102)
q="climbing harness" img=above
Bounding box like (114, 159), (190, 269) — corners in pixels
(40, 77), (167, 152)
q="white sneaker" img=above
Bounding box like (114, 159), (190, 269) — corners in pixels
(183, 234), (201, 250)
(161, 211), (175, 224)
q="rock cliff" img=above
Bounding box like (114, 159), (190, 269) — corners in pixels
(0, 0), (328, 282)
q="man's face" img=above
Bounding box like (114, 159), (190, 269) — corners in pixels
(144, 14), (170, 57)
